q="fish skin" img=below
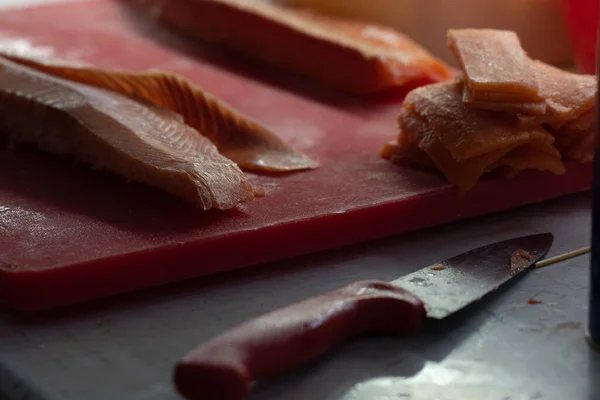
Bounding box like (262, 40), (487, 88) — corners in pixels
(1, 53), (318, 173)
(0, 57), (254, 210)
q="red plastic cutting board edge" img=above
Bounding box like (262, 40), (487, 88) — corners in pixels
(0, 0), (592, 311)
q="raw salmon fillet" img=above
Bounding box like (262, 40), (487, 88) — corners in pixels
(382, 82), (564, 191)
(131, 0), (451, 94)
(1, 51), (317, 173)
(447, 29), (544, 105)
(0, 56), (254, 210)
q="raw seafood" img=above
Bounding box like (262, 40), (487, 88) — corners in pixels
(383, 82), (564, 191)
(553, 109), (596, 163)
(2, 52), (317, 173)
(132, 0), (451, 94)
(384, 28), (595, 190)
(448, 29), (596, 123)
(0, 57), (254, 210)
(530, 61), (596, 128)
(448, 29), (543, 105)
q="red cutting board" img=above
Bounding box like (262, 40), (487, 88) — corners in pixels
(0, 0), (592, 311)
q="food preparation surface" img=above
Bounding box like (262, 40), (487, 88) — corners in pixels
(0, 192), (596, 400)
(0, 0), (592, 311)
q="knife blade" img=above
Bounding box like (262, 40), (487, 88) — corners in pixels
(174, 233), (553, 400)
(393, 233), (553, 319)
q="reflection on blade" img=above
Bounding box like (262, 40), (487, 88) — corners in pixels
(392, 233), (553, 319)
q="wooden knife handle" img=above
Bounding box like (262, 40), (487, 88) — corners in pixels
(174, 280), (426, 400)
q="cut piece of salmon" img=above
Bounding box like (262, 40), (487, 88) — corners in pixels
(449, 29), (596, 121)
(398, 110), (523, 191)
(448, 29), (543, 104)
(553, 108), (596, 163)
(132, 0), (451, 94)
(527, 61), (596, 128)
(384, 28), (590, 191)
(383, 82), (564, 191)
(403, 82), (555, 162)
(0, 57), (254, 210)
(460, 83), (547, 115)
(380, 131), (434, 169)
(499, 141), (566, 179)
(1, 52), (317, 173)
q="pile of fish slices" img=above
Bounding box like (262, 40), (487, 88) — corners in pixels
(382, 28), (596, 191)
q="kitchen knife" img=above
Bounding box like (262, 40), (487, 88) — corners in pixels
(174, 233), (553, 400)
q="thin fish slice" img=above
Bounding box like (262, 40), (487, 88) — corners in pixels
(1, 52), (317, 173)
(132, 0), (451, 94)
(448, 29), (543, 104)
(399, 103), (522, 191)
(383, 82), (564, 191)
(398, 112), (521, 191)
(380, 131), (434, 169)
(403, 82), (553, 162)
(500, 141), (566, 179)
(460, 82), (547, 115)
(554, 109), (596, 163)
(0, 57), (254, 210)
(528, 61), (596, 128)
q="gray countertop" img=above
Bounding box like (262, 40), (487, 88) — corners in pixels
(0, 190), (596, 400)
(0, 1), (598, 400)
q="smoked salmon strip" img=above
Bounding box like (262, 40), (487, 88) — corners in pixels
(1, 52), (317, 173)
(448, 29), (544, 105)
(0, 57), (254, 210)
(382, 82), (564, 191)
(132, 0), (451, 94)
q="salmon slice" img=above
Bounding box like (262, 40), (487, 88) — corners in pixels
(460, 84), (547, 115)
(384, 28), (589, 190)
(0, 57), (254, 210)
(398, 110), (523, 191)
(525, 61), (596, 128)
(1, 52), (317, 173)
(449, 29), (596, 121)
(554, 109), (596, 163)
(383, 82), (564, 191)
(448, 29), (544, 105)
(509, 62), (596, 127)
(403, 82), (555, 162)
(132, 0), (451, 94)
(500, 141), (566, 179)
(380, 131), (434, 169)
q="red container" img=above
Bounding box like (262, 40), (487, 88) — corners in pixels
(561, 0), (599, 74)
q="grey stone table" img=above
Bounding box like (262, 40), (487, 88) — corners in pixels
(0, 189), (596, 400)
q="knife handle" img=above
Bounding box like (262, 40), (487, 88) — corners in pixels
(174, 280), (426, 400)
